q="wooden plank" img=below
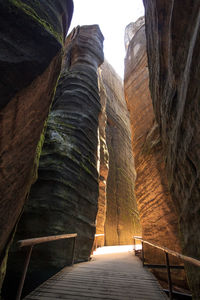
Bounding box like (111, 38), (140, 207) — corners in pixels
(24, 249), (168, 300)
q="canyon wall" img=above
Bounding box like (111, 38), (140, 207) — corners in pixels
(143, 1), (200, 297)
(101, 61), (141, 246)
(0, 0), (73, 292)
(95, 72), (109, 247)
(4, 25), (104, 299)
(124, 18), (184, 284)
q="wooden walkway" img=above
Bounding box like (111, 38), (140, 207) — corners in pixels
(24, 246), (168, 300)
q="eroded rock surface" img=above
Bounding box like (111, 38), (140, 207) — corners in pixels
(143, 1), (200, 296)
(4, 25), (104, 297)
(124, 18), (184, 284)
(95, 72), (109, 247)
(0, 0), (73, 291)
(101, 61), (141, 246)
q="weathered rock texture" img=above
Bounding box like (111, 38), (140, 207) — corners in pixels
(95, 71), (109, 247)
(124, 18), (185, 285)
(4, 25), (104, 298)
(124, 16), (144, 51)
(0, 0), (73, 292)
(101, 61), (141, 246)
(143, 1), (200, 297)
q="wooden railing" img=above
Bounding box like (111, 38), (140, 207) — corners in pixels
(134, 236), (200, 299)
(93, 234), (104, 252)
(16, 233), (77, 300)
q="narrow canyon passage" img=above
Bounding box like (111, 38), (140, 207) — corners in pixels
(1, 0), (200, 299)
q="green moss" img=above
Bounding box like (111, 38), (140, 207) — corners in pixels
(80, 162), (93, 176)
(34, 120), (47, 179)
(9, 0), (63, 44)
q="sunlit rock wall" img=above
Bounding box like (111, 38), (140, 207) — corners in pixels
(101, 61), (141, 246)
(143, 1), (200, 297)
(4, 25), (104, 298)
(124, 18), (185, 285)
(95, 72), (109, 247)
(0, 0), (73, 291)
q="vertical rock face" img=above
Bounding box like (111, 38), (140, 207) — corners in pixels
(95, 72), (109, 247)
(124, 17), (184, 284)
(124, 17), (180, 250)
(0, 0), (73, 291)
(101, 61), (141, 246)
(124, 16), (145, 51)
(143, 1), (200, 296)
(4, 25), (104, 297)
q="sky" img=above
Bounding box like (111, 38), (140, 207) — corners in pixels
(69, 0), (144, 78)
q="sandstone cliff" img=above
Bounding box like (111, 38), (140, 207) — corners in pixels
(4, 25), (104, 298)
(0, 0), (73, 291)
(143, 1), (200, 297)
(101, 61), (141, 246)
(95, 72), (109, 248)
(124, 17), (184, 284)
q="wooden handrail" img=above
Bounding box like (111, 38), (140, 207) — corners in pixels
(134, 236), (200, 267)
(134, 236), (198, 299)
(16, 233), (77, 300)
(92, 234), (104, 253)
(18, 233), (77, 248)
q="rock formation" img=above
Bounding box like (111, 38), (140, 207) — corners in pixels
(95, 71), (109, 248)
(124, 17), (184, 284)
(101, 61), (141, 246)
(4, 25), (104, 298)
(0, 0), (73, 292)
(143, 1), (200, 297)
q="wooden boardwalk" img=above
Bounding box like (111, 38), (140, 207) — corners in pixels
(24, 246), (168, 300)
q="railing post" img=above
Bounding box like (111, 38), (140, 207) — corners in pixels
(141, 241), (145, 267)
(16, 245), (33, 300)
(165, 252), (173, 300)
(71, 236), (76, 265)
(133, 237), (136, 255)
(95, 237), (97, 251)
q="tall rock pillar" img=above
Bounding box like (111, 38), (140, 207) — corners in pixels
(4, 25), (104, 298)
